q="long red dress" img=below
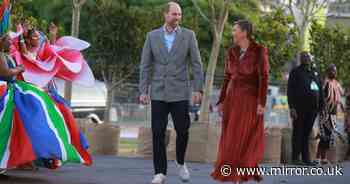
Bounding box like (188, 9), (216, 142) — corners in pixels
(211, 41), (269, 182)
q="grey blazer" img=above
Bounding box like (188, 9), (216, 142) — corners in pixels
(139, 27), (204, 102)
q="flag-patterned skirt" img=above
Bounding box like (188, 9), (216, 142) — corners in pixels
(0, 80), (92, 169)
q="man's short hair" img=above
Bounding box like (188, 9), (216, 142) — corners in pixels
(163, 1), (180, 13)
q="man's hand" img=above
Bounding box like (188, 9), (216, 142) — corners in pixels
(139, 94), (150, 105)
(192, 92), (202, 104)
(290, 108), (298, 120)
(257, 104), (265, 116)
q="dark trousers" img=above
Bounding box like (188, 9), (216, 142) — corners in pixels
(292, 110), (318, 163)
(151, 100), (191, 175)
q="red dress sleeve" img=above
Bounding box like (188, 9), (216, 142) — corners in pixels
(257, 47), (269, 107)
(217, 49), (233, 105)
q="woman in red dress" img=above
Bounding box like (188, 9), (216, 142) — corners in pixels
(211, 20), (269, 183)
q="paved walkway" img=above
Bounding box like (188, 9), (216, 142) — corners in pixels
(1, 156), (349, 184)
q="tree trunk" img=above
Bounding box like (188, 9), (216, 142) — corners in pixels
(296, 21), (308, 65)
(198, 4), (229, 123)
(71, 4), (81, 37)
(104, 85), (114, 123)
(64, 0), (83, 102)
(299, 23), (308, 51)
(199, 33), (221, 123)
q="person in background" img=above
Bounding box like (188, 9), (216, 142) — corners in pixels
(316, 64), (343, 165)
(287, 51), (323, 166)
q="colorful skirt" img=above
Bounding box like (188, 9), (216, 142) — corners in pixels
(0, 80), (92, 169)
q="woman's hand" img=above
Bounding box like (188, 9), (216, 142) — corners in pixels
(49, 22), (58, 44)
(218, 103), (224, 117)
(49, 22), (58, 36)
(257, 104), (265, 116)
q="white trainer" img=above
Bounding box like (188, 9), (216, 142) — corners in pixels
(151, 173), (166, 184)
(0, 169), (6, 174)
(176, 162), (190, 182)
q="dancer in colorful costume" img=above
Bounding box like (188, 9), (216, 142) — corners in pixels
(0, 0), (92, 175)
(10, 22), (95, 88)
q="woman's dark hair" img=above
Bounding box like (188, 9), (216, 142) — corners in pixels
(234, 20), (253, 39)
(26, 29), (36, 39)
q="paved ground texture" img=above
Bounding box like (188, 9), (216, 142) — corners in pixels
(1, 156), (349, 184)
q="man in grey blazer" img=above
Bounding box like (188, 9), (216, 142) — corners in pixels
(139, 2), (203, 184)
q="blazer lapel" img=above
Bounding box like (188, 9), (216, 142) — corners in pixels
(169, 28), (184, 57)
(156, 28), (170, 62)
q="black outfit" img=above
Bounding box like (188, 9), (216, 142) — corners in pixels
(151, 100), (191, 175)
(287, 64), (323, 163)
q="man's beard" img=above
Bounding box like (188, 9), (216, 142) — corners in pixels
(169, 20), (180, 27)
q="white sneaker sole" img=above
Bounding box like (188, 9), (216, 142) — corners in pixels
(151, 177), (166, 184)
(151, 181), (165, 184)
